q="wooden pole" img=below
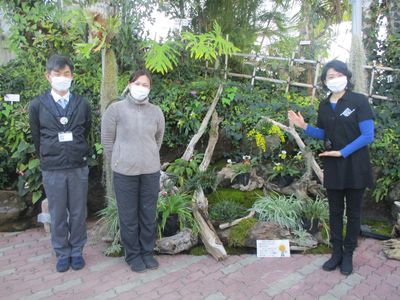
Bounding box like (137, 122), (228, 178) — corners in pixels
(224, 35), (229, 81)
(286, 51), (296, 93)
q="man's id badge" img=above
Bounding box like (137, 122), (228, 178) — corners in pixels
(58, 131), (73, 142)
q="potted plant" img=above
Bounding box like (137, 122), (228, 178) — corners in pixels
(301, 197), (329, 235)
(231, 155), (252, 186)
(268, 150), (301, 187)
(157, 192), (198, 238)
(183, 168), (218, 194)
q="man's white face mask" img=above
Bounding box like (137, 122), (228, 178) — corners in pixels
(51, 76), (72, 92)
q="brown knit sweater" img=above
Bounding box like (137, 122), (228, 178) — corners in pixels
(101, 94), (165, 176)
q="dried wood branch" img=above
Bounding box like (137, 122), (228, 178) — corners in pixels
(219, 211), (255, 230)
(182, 84), (224, 161)
(261, 117), (324, 184)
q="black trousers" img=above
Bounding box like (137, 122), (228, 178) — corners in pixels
(327, 188), (365, 252)
(113, 171), (160, 265)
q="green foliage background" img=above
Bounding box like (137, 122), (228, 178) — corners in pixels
(0, 0), (399, 207)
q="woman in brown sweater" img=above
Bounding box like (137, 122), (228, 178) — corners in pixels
(101, 70), (165, 272)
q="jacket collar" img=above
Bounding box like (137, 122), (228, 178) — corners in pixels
(40, 91), (80, 118)
(322, 90), (352, 106)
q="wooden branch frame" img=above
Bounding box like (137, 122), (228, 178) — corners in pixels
(180, 85), (228, 261)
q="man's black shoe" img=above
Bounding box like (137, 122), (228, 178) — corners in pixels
(56, 258), (70, 273)
(71, 256), (85, 271)
(142, 255), (159, 270)
(130, 257), (146, 273)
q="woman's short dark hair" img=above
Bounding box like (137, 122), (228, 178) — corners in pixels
(129, 70), (152, 87)
(320, 60), (353, 90)
(46, 54), (74, 74)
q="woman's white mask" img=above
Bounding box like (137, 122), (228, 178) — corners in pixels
(129, 85), (150, 102)
(326, 76), (347, 93)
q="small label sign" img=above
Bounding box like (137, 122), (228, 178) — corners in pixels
(4, 94), (20, 103)
(256, 240), (291, 258)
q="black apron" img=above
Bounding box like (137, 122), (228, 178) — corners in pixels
(317, 91), (374, 189)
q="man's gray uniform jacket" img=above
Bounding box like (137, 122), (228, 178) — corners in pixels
(29, 91), (91, 170)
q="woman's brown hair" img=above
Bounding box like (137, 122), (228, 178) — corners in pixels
(129, 69), (152, 87)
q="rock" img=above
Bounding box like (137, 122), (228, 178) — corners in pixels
(0, 191), (33, 231)
(0, 190), (27, 228)
(218, 221), (291, 247)
(383, 239), (400, 260)
(217, 166), (236, 188)
(232, 169), (265, 192)
(388, 181), (400, 205)
(218, 221), (318, 251)
(245, 221), (292, 247)
(155, 228), (198, 254)
(217, 167), (264, 191)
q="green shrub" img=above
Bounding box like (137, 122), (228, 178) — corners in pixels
(183, 168), (219, 193)
(97, 196), (122, 256)
(166, 154), (203, 187)
(301, 197), (329, 224)
(209, 200), (247, 223)
(252, 192), (303, 230)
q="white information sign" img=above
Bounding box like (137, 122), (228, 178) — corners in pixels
(4, 94), (20, 103)
(256, 240), (291, 258)
(173, 18), (191, 27)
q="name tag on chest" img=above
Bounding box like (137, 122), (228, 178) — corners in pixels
(58, 131), (73, 142)
(340, 108), (355, 117)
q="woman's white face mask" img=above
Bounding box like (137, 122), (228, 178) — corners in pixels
(129, 84), (150, 102)
(326, 76), (347, 93)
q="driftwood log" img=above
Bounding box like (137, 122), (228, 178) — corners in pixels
(180, 85), (227, 261)
(155, 229), (198, 254)
(191, 112), (227, 261)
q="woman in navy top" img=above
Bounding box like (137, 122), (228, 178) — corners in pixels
(288, 60), (374, 275)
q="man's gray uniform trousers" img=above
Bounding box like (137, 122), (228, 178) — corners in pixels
(42, 166), (88, 259)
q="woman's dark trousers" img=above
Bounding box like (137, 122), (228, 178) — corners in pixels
(113, 171), (160, 265)
(327, 188), (364, 254)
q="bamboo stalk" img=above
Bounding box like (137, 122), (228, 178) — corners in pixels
(311, 58), (321, 103)
(368, 61), (376, 99)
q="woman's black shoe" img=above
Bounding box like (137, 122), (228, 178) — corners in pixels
(322, 255), (342, 271)
(340, 253), (353, 275)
